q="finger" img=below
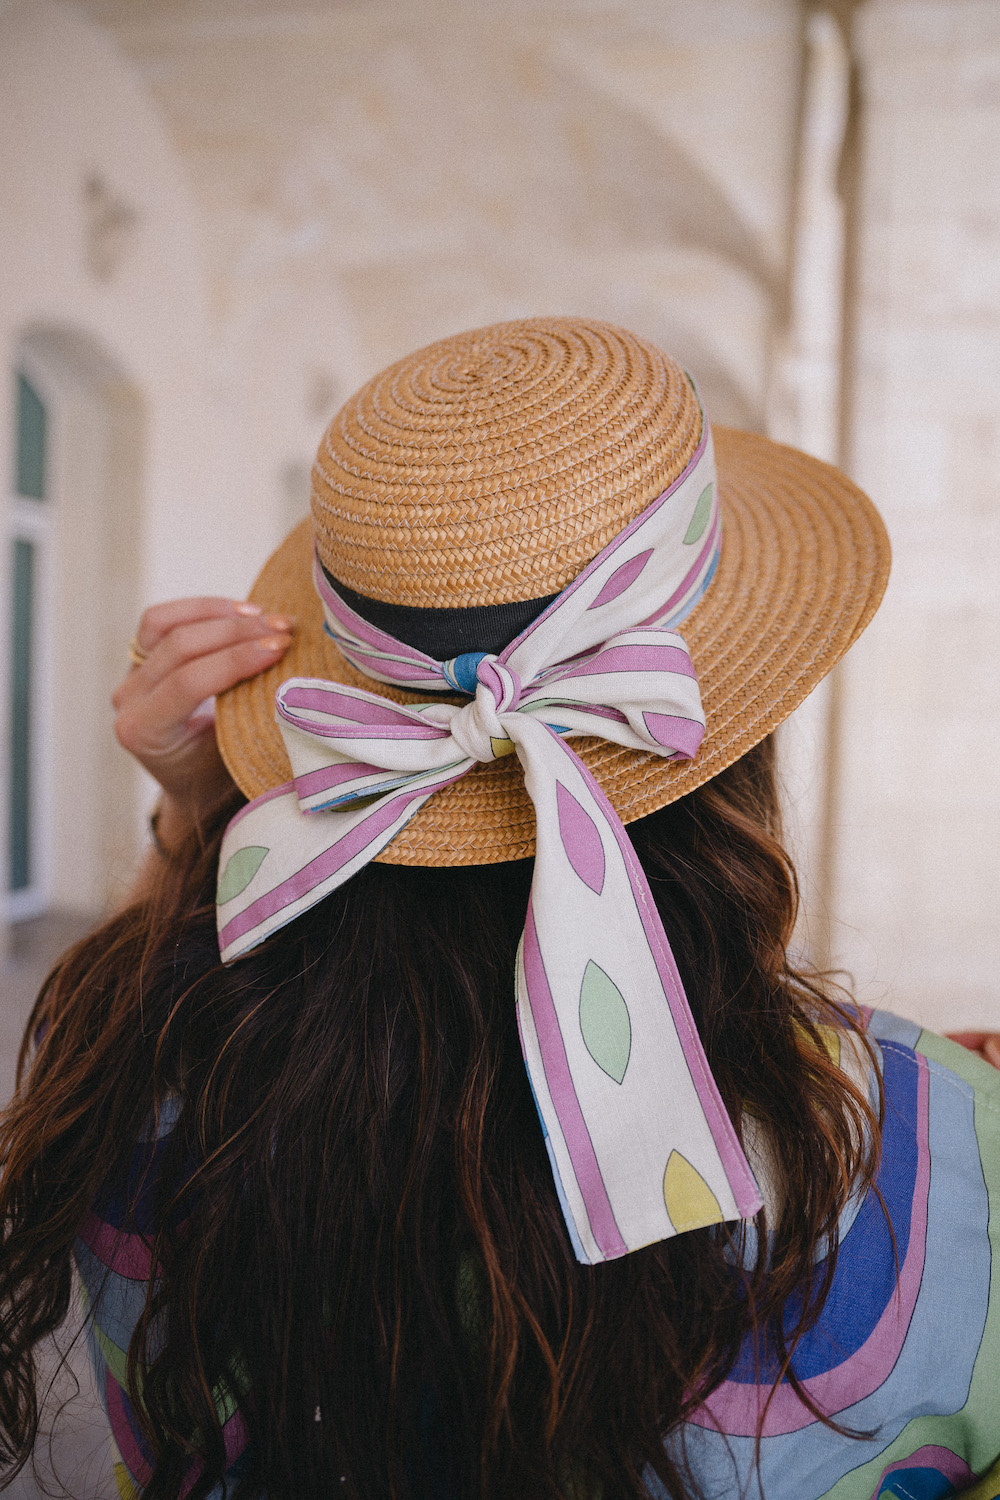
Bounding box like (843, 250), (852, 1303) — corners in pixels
(114, 612), (293, 709)
(135, 612), (294, 693)
(115, 634), (292, 756)
(983, 1036), (1000, 1071)
(134, 596), (264, 655)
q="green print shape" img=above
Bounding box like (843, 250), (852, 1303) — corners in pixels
(683, 484), (714, 545)
(217, 845), (270, 905)
(579, 961), (631, 1084)
(663, 1150), (724, 1232)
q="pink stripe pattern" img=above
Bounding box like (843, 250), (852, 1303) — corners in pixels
(216, 423), (761, 1262)
(690, 1051), (932, 1435)
(78, 1209), (157, 1282)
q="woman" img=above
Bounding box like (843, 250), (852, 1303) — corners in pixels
(0, 319), (997, 1500)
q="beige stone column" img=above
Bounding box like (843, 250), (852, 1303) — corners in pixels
(770, 6), (852, 970)
(833, 0), (1000, 1030)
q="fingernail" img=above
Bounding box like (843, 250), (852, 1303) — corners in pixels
(257, 634), (291, 652)
(234, 602), (263, 616)
(264, 613), (294, 630)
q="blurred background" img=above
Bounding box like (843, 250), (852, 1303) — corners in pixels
(2, 0), (999, 1099)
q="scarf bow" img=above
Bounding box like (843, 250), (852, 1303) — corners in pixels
(217, 425), (761, 1262)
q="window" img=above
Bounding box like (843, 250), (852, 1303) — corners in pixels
(7, 372), (52, 918)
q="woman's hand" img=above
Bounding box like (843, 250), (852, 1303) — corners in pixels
(113, 597), (294, 848)
(946, 1033), (1000, 1070)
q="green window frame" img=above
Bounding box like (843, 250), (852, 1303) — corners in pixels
(8, 538), (34, 891)
(8, 371), (47, 899)
(16, 373), (46, 501)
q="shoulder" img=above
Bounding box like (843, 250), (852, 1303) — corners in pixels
(830, 1010), (1000, 1500)
(674, 1009), (1000, 1500)
(867, 1004), (1000, 1283)
(869, 1002), (1000, 1120)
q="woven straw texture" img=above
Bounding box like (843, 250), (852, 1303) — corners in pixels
(217, 319), (890, 866)
(312, 318), (701, 607)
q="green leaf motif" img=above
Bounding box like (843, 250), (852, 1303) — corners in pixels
(579, 961), (632, 1084)
(683, 484), (714, 545)
(217, 845), (269, 906)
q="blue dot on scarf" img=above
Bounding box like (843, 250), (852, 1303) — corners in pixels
(446, 652), (488, 694)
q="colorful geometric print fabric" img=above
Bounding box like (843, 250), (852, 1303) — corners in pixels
(74, 1099), (252, 1500)
(668, 1012), (1000, 1500)
(215, 424), (765, 1266)
(74, 1012), (1000, 1500)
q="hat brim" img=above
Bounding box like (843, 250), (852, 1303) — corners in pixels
(216, 426), (890, 865)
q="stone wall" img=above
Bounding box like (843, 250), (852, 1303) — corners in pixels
(834, 0), (1000, 1029)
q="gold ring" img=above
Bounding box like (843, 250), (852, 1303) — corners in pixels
(128, 636), (148, 668)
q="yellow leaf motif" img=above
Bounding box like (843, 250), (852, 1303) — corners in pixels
(816, 1024), (841, 1068)
(114, 1461), (140, 1500)
(663, 1151), (724, 1232)
(793, 1019), (842, 1070)
(490, 736), (515, 758)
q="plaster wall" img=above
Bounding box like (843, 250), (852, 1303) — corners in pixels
(0, 0), (236, 598)
(0, 0), (222, 911)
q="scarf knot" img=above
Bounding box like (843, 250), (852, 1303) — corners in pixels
(448, 656), (522, 761)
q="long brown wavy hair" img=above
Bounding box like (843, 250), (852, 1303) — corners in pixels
(0, 738), (879, 1500)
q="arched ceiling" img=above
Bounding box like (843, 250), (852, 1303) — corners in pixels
(69, 0), (802, 429)
(76, 2), (780, 276)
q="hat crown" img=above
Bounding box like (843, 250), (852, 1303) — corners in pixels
(311, 317), (703, 610)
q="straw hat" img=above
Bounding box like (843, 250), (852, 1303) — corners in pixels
(216, 317), (889, 865)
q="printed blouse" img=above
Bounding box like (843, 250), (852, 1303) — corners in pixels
(74, 1010), (1000, 1500)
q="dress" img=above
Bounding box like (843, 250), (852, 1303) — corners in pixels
(73, 1011), (1000, 1500)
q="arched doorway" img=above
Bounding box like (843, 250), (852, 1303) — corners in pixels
(4, 328), (144, 927)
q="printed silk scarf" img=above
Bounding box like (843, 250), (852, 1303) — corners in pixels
(216, 423), (762, 1263)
